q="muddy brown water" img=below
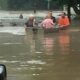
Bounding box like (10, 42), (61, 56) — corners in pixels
(0, 27), (80, 80)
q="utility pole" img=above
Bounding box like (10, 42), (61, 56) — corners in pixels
(33, 0), (37, 13)
(47, 0), (51, 10)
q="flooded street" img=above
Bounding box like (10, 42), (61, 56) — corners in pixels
(0, 27), (80, 80)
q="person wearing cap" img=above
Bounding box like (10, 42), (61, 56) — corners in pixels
(58, 12), (70, 30)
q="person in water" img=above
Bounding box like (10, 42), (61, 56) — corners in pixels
(25, 14), (38, 33)
(41, 14), (54, 33)
(25, 14), (35, 27)
(48, 11), (56, 24)
(19, 14), (23, 19)
(58, 12), (70, 30)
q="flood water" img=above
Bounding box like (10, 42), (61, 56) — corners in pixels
(0, 27), (80, 80)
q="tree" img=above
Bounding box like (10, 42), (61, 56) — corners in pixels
(7, 0), (80, 15)
(58, 0), (80, 22)
(7, 0), (28, 10)
(7, 0), (62, 10)
(60, 0), (80, 15)
(72, 0), (80, 15)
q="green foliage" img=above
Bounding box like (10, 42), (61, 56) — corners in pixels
(0, 0), (7, 9)
(0, 0), (80, 14)
(7, 0), (63, 10)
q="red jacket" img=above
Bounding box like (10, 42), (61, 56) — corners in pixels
(58, 16), (70, 27)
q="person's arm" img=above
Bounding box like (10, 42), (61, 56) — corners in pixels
(51, 20), (54, 25)
(65, 17), (70, 26)
(38, 21), (43, 28)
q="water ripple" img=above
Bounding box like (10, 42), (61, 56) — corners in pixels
(2, 42), (23, 45)
(27, 60), (46, 65)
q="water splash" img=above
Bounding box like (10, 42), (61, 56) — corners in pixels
(0, 27), (26, 35)
(27, 60), (46, 65)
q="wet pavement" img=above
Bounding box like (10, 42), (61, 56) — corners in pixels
(0, 27), (80, 80)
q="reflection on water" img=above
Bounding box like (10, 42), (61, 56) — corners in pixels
(0, 27), (80, 80)
(58, 31), (70, 55)
(43, 34), (55, 55)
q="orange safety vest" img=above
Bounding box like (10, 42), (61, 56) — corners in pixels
(58, 16), (70, 27)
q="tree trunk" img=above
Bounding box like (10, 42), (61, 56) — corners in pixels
(72, 5), (80, 15)
(67, 4), (71, 23)
(71, 0), (80, 15)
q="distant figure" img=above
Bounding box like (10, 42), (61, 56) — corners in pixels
(19, 14), (23, 19)
(48, 11), (56, 24)
(58, 12), (70, 30)
(34, 9), (36, 14)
